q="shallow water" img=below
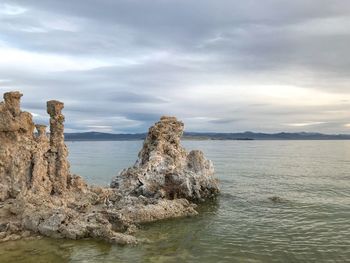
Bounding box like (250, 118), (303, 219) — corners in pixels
(1, 140), (350, 263)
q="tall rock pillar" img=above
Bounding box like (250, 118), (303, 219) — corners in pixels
(47, 100), (70, 194)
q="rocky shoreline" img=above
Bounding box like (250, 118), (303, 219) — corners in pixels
(0, 91), (219, 245)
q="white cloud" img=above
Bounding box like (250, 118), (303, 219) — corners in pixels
(0, 3), (27, 16)
(87, 125), (113, 132)
(290, 16), (350, 36)
(0, 45), (111, 72)
(183, 84), (350, 108)
(285, 122), (326, 127)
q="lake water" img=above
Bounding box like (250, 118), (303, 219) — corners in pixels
(1, 140), (350, 263)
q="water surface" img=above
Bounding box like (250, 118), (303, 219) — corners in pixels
(1, 140), (350, 262)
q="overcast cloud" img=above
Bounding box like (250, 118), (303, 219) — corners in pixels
(1, 0), (350, 133)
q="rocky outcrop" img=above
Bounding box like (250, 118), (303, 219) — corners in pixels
(111, 116), (219, 201)
(0, 92), (73, 199)
(0, 91), (219, 245)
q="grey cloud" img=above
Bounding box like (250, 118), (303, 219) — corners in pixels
(209, 118), (241, 124)
(104, 92), (168, 104)
(22, 101), (47, 110)
(123, 113), (162, 122)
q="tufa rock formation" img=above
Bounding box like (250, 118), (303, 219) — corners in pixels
(46, 100), (70, 194)
(111, 116), (219, 201)
(0, 91), (219, 244)
(0, 92), (73, 200)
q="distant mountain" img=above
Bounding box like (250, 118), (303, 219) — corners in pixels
(64, 131), (350, 141)
(183, 131), (350, 140)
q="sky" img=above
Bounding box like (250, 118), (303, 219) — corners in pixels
(0, 0), (350, 134)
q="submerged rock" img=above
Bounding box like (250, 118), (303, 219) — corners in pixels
(0, 91), (219, 245)
(268, 196), (286, 203)
(111, 116), (220, 201)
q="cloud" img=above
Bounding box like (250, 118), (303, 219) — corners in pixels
(285, 122), (327, 127)
(0, 3), (27, 16)
(0, 0), (349, 133)
(208, 118), (240, 124)
(104, 91), (169, 104)
(0, 44), (110, 72)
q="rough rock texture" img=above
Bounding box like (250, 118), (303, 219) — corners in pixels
(46, 100), (70, 194)
(0, 91), (218, 245)
(0, 91), (36, 201)
(111, 116), (220, 201)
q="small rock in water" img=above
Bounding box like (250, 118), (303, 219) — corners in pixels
(268, 196), (285, 203)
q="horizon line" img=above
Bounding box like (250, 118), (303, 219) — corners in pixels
(63, 131), (350, 136)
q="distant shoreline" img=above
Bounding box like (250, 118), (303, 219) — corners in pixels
(64, 131), (350, 141)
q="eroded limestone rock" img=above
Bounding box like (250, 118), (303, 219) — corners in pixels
(47, 100), (70, 194)
(0, 91), (218, 245)
(0, 91), (137, 244)
(111, 116), (220, 201)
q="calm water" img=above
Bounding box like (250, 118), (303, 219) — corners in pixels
(1, 140), (350, 263)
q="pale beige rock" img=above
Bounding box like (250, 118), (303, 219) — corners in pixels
(47, 100), (70, 194)
(4, 91), (22, 116)
(111, 116), (220, 201)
